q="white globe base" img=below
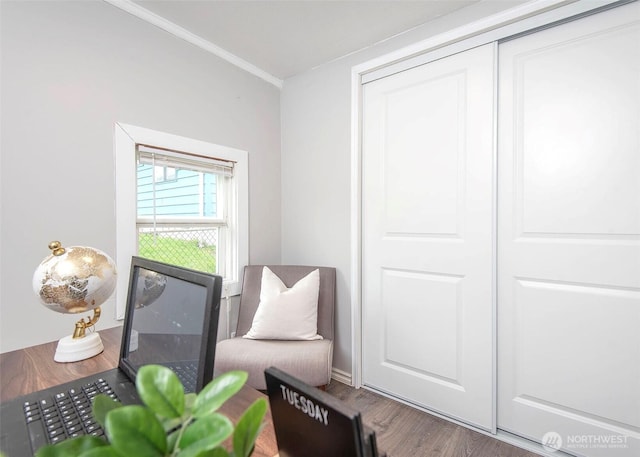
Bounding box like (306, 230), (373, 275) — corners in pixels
(54, 332), (104, 363)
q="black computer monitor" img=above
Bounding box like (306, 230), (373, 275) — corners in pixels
(119, 256), (222, 392)
(265, 367), (383, 457)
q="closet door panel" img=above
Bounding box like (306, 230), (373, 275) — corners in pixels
(362, 43), (495, 430)
(497, 3), (640, 456)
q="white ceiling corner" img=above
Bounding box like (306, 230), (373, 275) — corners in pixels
(105, 0), (532, 88)
(104, 0), (284, 88)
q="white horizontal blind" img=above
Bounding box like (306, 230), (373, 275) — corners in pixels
(137, 144), (235, 177)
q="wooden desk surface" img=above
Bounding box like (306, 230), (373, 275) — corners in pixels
(0, 326), (279, 457)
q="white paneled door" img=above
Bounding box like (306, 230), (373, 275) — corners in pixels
(362, 43), (496, 430)
(497, 3), (640, 456)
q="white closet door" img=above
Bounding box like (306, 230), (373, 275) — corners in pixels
(497, 3), (640, 456)
(362, 43), (495, 430)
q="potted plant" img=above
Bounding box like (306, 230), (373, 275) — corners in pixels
(36, 366), (267, 457)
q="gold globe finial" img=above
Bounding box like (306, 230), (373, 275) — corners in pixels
(48, 240), (66, 256)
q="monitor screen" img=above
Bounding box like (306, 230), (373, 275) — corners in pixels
(119, 257), (221, 393)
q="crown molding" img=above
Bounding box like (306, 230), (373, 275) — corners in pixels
(103, 0), (283, 89)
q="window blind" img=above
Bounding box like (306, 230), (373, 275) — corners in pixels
(137, 144), (235, 177)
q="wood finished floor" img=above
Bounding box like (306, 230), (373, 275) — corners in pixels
(326, 381), (540, 457)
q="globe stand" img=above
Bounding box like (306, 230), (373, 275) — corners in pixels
(54, 307), (104, 363)
(54, 333), (104, 363)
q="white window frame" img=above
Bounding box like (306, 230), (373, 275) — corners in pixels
(114, 122), (248, 319)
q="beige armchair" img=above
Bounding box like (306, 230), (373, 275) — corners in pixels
(214, 265), (336, 390)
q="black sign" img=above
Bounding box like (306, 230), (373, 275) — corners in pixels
(265, 367), (382, 457)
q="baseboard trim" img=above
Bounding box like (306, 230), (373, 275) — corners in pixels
(331, 367), (352, 386)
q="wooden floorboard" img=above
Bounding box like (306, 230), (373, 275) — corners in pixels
(326, 381), (540, 457)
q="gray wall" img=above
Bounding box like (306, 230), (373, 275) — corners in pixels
(280, 1), (528, 375)
(0, 0), (281, 352)
(0, 0), (530, 374)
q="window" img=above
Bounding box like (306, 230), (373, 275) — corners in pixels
(115, 123), (248, 319)
(136, 144), (233, 276)
(153, 165), (176, 182)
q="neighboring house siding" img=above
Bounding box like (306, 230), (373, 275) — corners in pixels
(137, 165), (218, 217)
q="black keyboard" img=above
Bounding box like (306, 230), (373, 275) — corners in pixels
(167, 362), (198, 392)
(23, 378), (119, 452)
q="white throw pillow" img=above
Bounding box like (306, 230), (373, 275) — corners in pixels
(243, 267), (323, 340)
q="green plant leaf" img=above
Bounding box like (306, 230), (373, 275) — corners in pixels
(167, 428), (181, 453)
(177, 413), (234, 457)
(193, 371), (247, 418)
(105, 405), (167, 456)
(92, 394), (122, 429)
(79, 447), (125, 457)
(35, 436), (107, 457)
(136, 364), (185, 418)
(184, 392), (197, 413)
(233, 398), (267, 457)
(161, 415), (184, 433)
(163, 392), (197, 434)
(188, 448), (231, 457)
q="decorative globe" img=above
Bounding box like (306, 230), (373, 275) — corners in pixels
(32, 241), (117, 315)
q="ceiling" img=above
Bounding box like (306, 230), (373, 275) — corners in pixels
(129, 0), (486, 81)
